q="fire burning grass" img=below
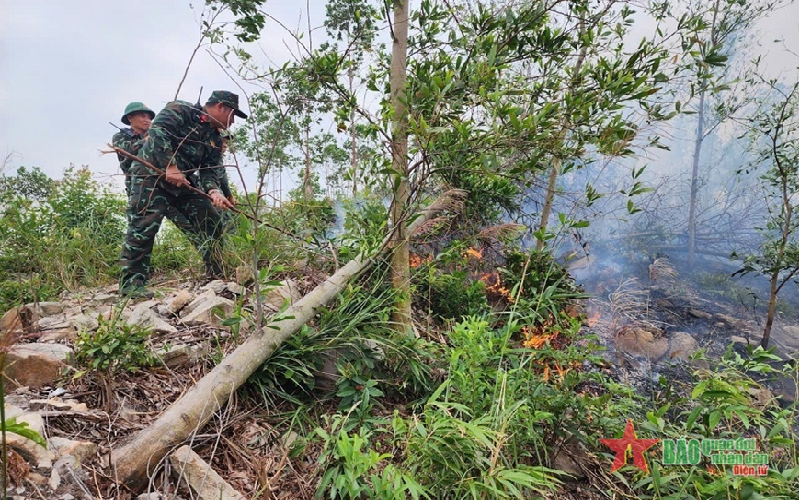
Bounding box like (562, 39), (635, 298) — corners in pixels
(479, 271), (514, 302)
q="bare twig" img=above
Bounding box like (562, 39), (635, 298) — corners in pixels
(102, 145), (299, 240)
(174, 5), (227, 100)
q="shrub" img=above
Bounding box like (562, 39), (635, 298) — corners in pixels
(74, 311), (156, 374)
(314, 415), (427, 500)
(631, 346), (799, 498)
(249, 276), (433, 409)
(0, 166), (126, 310)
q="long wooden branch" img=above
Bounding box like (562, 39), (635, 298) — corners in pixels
(104, 146), (299, 239)
(109, 189), (466, 490)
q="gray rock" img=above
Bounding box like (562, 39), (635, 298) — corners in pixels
(688, 309), (713, 320)
(156, 304), (172, 317)
(263, 280), (301, 313)
(4, 405), (54, 469)
(773, 325), (799, 352)
(27, 302), (64, 316)
(69, 314), (99, 333)
(180, 297), (235, 328)
(201, 280), (227, 294)
(169, 290), (195, 314)
(181, 291), (217, 317)
(157, 344), (203, 367)
(36, 315), (72, 331)
(39, 329), (77, 343)
(29, 399), (87, 412)
(88, 293), (118, 305)
(714, 313), (742, 329)
(5, 344), (73, 389)
(128, 303), (177, 335)
(781, 325), (799, 337)
(615, 326), (669, 361)
(668, 332), (699, 361)
(49, 437), (97, 467)
(227, 283), (246, 296)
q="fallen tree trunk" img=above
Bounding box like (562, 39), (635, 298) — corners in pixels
(110, 190), (466, 490)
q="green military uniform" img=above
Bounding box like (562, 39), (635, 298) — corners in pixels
(120, 94), (241, 294)
(113, 106), (214, 273)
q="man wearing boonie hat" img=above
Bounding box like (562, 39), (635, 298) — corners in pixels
(119, 91), (246, 299)
(112, 102), (155, 194)
(113, 102), (211, 254)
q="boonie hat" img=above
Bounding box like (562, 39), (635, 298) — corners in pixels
(121, 102), (155, 125)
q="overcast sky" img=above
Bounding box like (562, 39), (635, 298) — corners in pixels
(1, 0), (798, 194)
(0, 0), (327, 193)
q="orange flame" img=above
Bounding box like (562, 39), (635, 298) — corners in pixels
(521, 325), (558, 349)
(410, 253), (432, 268)
(480, 271), (514, 302)
(465, 247), (483, 259)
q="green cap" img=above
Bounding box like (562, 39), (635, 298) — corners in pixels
(206, 90), (248, 119)
(121, 102), (155, 125)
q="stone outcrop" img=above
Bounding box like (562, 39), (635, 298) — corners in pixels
(0, 277), (285, 498)
(4, 405), (54, 469)
(4, 343), (74, 389)
(615, 325), (669, 361)
(667, 331), (699, 361)
(180, 295), (235, 327)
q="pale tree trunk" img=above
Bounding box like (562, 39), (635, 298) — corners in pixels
(350, 65), (358, 197)
(536, 157), (560, 252)
(303, 126), (314, 200)
(764, 273), (779, 349)
(110, 190), (464, 490)
(535, 18), (587, 250)
(762, 167), (794, 349)
(388, 0), (412, 334)
(688, 0), (721, 269)
(688, 89), (706, 269)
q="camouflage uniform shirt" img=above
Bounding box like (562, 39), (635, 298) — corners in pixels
(134, 100), (225, 193)
(112, 128), (143, 193)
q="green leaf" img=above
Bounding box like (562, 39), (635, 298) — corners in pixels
(686, 406), (703, 430)
(2, 417), (47, 448)
(708, 409), (722, 431)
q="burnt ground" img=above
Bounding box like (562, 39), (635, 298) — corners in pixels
(572, 249), (798, 409)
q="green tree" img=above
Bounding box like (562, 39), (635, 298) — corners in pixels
(0, 166), (54, 203)
(735, 73), (799, 349)
(663, 0), (784, 267)
(209, 0), (678, 332)
(323, 0), (380, 196)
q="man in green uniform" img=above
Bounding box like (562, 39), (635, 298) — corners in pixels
(113, 102), (212, 248)
(119, 91), (246, 298)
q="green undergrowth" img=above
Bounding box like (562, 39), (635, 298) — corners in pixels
(1, 168), (796, 498)
(246, 247), (798, 499)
